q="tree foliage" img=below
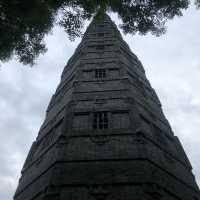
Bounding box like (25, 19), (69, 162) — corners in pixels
(195, 0), (200, 8)
(0, 0), (191, 65)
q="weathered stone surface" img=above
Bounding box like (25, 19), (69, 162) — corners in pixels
(14, 14), (200, 200)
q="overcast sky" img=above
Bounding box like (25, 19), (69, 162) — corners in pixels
(0, 5), (200, 200)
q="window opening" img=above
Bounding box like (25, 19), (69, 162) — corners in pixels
(95, 69), (106, 79)
(93, 112), (108, 130)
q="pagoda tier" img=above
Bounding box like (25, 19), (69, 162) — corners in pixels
(14, 14), (200, 200)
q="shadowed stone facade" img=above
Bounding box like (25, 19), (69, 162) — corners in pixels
(14, 14), (200, 200)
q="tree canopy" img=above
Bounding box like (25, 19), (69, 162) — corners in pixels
(195, 0), (200, 8)
(0, 0), (194, 65)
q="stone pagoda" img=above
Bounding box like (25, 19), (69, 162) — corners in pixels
(14, 14), (200, 200)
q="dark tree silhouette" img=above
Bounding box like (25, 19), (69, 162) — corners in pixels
(195, 0), (200, 8)
(0, 0), (190, 65)
(0, 0), (63, 65)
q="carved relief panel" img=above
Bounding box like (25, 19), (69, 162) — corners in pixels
(112, 111), (130, 129)
(72, 113), (90, 130)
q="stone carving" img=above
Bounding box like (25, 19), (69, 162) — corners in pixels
(88, 185), (111, 200)
(56, 135), (68, 149)
(132, 130), (147, 144)
(73, 113), (89, 130)
(112, 111), (130, 129)
(90, 135), (111, 145)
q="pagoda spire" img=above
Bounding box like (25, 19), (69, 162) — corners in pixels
(14, 13), (200, 200)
